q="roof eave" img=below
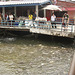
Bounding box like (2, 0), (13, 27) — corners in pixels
(0, 3), (40, 7)
(0, 0), (51, 7)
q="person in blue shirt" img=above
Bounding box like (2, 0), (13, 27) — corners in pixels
(33, 11), (36, 21)
(32, 11), (37, 28)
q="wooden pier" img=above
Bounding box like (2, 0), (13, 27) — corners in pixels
(30, 27), (75, 38)
(0, 20), (75, 38)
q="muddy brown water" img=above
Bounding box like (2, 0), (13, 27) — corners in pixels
(0, 35), (74, 75)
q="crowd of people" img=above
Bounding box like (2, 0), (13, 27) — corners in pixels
(0, 11), (36, 21)
(0, 13), (14, 21)
(0, 11), (70, 30)
(0, 11), (37, 26)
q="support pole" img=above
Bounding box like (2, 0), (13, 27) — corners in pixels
(44, 9), (46, 18)
(69, 53), (75, 75)
(14, 7), (16, 19)
(27, 9), (30, 17)
(36, 5), (38, 17)
(2, 7), (5, 20)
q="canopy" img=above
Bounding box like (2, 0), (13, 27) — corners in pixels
(43, 5), (62, 11)
(0, 0), (50, 7)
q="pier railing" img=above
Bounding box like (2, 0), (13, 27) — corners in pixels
(56, 18), (75, 25)
(0, 20), (74, 32)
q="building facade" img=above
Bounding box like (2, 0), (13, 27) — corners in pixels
(56, 0), (75, 19)
(0, 0), (51, 20)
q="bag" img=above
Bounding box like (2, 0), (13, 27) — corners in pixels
(62, 23), (65, 27)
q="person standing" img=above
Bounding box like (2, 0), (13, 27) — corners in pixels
(33, 11), (37, 27)
(62, 13), (69, 29)
(9, 13), (14, 21)
(6, 13), (10, 21)
(28, 13), (33, 27)
(28, 13), (33, 20)
(9, 13), (14, 26)
(33, 11), (36, 21)
(51, 13), (56, 28)
(6, 13), (10, 26)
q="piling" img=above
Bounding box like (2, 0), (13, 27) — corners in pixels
(69, 53), (75, 75)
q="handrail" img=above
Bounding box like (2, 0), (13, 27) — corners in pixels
(56, 18), (75, 25)
(0, 20), (74, 32)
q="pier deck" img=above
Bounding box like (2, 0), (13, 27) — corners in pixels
(0, 20), (75, 38)
(30, 24), (75, 38)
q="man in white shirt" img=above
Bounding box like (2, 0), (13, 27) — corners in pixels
(9, 13), (14, 26)
(9, 13), (14, 20)
(51, 13), (56, 28)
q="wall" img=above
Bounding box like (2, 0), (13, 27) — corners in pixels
(68, 11), (75, 19)
(46, 10), (51, 21)
(56, 1), (75, 19)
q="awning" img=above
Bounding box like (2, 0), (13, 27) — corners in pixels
(0, 0), (51, 7)
(43, 5), (62, 11)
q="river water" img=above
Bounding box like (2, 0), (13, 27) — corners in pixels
(0, 34), (74, 75)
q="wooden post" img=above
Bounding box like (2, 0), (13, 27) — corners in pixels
(69, 53), (75, 75)
(2, 7), (5, 20)
(36, 5), (38, 17)
(14, 7), (16, 18)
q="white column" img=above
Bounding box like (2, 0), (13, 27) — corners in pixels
(2, 7), (5, 20)
(44, 9), (46, 18)
(14, 7), (16, 18)
(36, 5), (38, 17)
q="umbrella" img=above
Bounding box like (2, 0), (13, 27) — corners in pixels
(43, 5), (62, 11)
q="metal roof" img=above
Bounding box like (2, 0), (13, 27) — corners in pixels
(0, 0), (51, 7)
